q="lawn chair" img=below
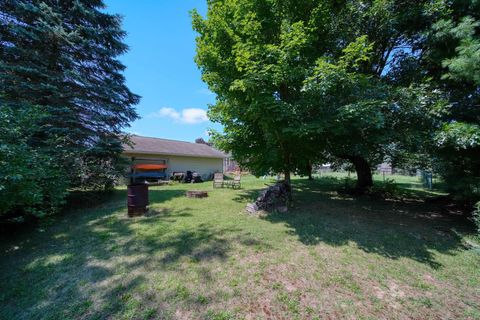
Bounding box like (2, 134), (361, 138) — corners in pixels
(231, 174), (241, 189)
(213, 172), (224, 188)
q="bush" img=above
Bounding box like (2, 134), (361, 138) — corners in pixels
(338, 177), (401, 199)
(0, 105), (69, 221)
(435, 123), (480, 204)
(72, 153), (128, 191)
(0, 146), (68, 221)
(437, 160), (480, 203)
(369, 178), (401, 198)
(338, 177), (357, 194)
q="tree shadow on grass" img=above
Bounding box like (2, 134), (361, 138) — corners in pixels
(66, 188), (186, 210)
(261, 178), (473, 269)
(233, 189), (262, 203)
(372, 179), (447, 200)
(231, 180), (281, 203)
(0, 190), (263, 319)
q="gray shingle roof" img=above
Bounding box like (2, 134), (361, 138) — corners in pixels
(123, 135), (226, 159)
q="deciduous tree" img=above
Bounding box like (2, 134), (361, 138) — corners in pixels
(192, 0), (444, 192)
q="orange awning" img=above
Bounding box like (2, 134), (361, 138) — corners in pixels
(133, 164), (167, 170)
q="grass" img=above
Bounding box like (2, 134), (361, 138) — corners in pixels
(1, 174), (479, 319)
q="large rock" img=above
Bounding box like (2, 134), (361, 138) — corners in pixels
(246, 181), (290, 214)
(246, 203), (259, 214)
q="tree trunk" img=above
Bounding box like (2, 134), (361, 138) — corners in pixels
(307, 161), (313, 180)
(283, 169), (292, 202)
(350, 156), (373, 192)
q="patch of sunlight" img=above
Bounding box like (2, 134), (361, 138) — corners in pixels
(86, 213), (120, 227)
(25, 253), (74, 270)
(330, 195), (355, 201)
(4, 245), (21, 253)
(53, 233), (68, 239)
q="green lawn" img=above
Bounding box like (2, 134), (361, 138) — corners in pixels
(1, 175), (479, 319)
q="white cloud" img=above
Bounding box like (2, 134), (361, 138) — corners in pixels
(156, 107), (181, 121)
(150, 107), (208, 124)
(182, 108), (209, 124)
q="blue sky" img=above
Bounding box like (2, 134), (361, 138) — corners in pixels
(104, 0), (221, 142)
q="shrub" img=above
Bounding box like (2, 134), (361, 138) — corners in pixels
(338, 177), (401, 198)
(72, 152), (128, 191)
(369, 178), (401, 199)
(0, 105), (68, 221)
(338, 177), (357, 194)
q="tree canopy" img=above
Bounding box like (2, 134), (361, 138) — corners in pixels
(424, 3), (480, 201)
(0, 0), (139, 219)
(192, 0), (449, 192)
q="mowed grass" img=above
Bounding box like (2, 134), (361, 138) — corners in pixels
(1, 175), (479, 319)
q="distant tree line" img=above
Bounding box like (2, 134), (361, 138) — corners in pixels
(192, 0), (479, 208)
(0, 0), (139, 221)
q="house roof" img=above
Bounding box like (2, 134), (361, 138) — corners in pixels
(123, 135), (226, 159)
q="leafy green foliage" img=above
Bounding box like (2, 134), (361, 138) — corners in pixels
(0, 104), (68, 220)
(0, 0), (138, 219)
(369, 179), (401, 199)
(425, 3), (480, 203)
(194, 0), (478, 203)
(302, 51), (444, 168)
(193, 0), (447, 192)
(438, 17), (480, 84)
(192, 0), (325, 183)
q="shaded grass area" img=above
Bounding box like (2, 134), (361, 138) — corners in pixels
(318, 171), (447, 198)
(0, 176), (479, 319)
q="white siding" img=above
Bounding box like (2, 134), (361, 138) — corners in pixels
(123, 153), (223, 180)
(166, 155), (223, 179)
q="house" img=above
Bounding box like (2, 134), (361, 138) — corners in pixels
(122, 135), (226, 182)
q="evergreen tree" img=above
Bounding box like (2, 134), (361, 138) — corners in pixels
(389, 0), (480, 201)
(424, 2), (480, 202)
(0, 0), (139, 191)
(0, 0), (139, 219)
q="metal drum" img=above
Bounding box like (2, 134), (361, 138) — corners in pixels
(127, 184), (149, 216)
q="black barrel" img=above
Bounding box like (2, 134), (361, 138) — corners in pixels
(127, 184), (149, 216)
